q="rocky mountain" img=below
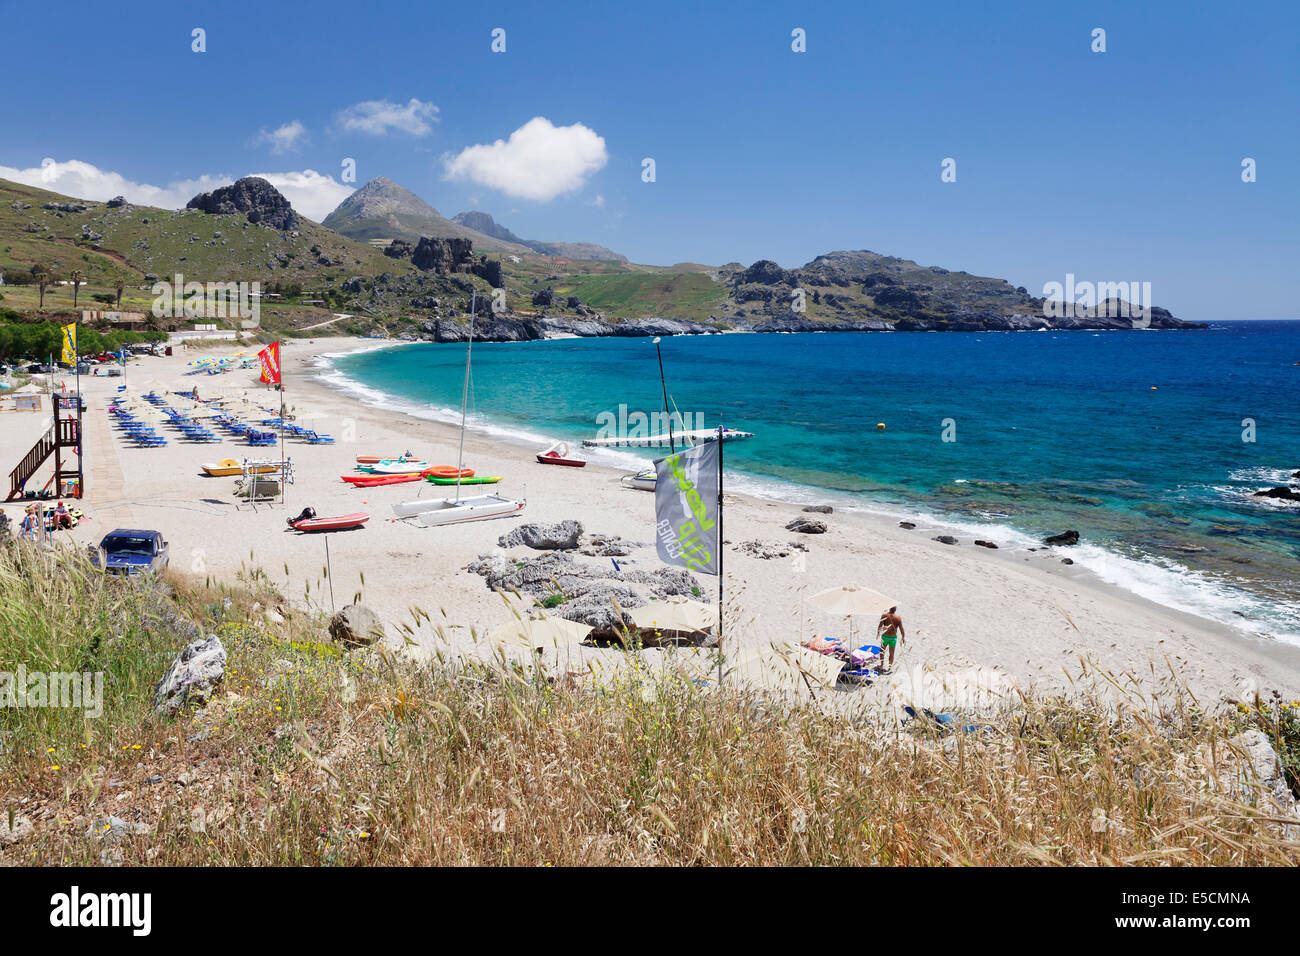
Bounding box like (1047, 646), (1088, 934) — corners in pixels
(707, 250), (1203, 331)
(322, 178), (530, 254)
(453, 210), (627, 263)
(452, 210), (527, 245)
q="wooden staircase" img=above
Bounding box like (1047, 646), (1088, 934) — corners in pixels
(7, 406), (81, 500)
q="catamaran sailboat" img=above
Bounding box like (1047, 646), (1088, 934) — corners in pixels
(392, 292), (526, 526)
(582, 426), (754, 448)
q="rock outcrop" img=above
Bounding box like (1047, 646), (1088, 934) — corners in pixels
(1253, 486), (1300, 503)
(411, 236), (475, 273)
(153, 633), (226, 715)
(498, 520), (584, 551)
(187, 177), (298, 231)
(1045, 530), (1081, 546)
(467, 551), (701, 635)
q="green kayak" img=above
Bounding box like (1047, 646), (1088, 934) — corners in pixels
(424, 475), (503, 485)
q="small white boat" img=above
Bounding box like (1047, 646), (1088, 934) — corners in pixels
(536, 441), (586, 467)
(411, 493), (526, 526)
(582, 426), (754, 448)
(621, 469), (657, 492)
(370, 459), (429, 475)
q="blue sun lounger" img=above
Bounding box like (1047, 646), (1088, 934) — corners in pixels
(902, 705), (994, 735)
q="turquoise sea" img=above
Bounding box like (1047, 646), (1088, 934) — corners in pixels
(321, 320), (1300, 644)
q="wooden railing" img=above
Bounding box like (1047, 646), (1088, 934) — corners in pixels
(8, 426), (55, 500)
(6, 418), (79, 500)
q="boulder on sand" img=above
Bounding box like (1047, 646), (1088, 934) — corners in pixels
(974, 540), (998, 549)
(153, 633), (226, 715)
(498, 520), (583, 550)
(786, 516), (827, 534)
(1044, 530), (1080, 546)
(329, 604), (386, 648)
(933, 535), (958, 545)
(802, 505), (834, 514)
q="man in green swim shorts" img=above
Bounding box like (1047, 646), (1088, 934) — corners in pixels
(876, 606), (905, 671)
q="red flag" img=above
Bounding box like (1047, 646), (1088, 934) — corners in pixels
(258, 340), (282, 385)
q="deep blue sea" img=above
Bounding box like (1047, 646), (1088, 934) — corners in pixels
(322, 320), (1300, 644)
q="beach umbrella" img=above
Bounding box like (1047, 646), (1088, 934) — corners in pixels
(806, 584), (893, 618)
(629, 597), (719, 635)
(727, 642), (846, 697)
(485, 612), (595, 679)
(486, 613), (593, 651)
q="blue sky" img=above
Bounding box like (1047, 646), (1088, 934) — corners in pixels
(2, 0), (1296, 319)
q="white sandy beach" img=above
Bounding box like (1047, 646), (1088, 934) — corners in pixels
(5, 336), (1300, 712)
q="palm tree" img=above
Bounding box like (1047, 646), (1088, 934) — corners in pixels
(30, 263), (49, 309)
(70, 270), (85, 308)
(113, 279), (125, 309)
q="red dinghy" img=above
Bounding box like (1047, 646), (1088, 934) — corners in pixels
(290, 512), (370, 532)
(341, 474), (422, 486)
(536, 441), (587, 468)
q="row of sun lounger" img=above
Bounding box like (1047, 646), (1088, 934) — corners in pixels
(110, 397), (335, 448)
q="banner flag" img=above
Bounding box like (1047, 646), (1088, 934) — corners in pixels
(653, 441), (721, 576)
(61, 323), (77, 365)
(258, 340), (282, 385)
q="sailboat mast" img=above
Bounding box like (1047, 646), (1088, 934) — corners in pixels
(455, 292), (475, 504)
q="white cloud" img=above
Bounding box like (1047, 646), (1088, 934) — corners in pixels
(587, 194), (606, 208)
(442, 117), (608, 201)
(336, 98), (438, 136)
(0, 157), (353, 221)
(255, 120), (307, 155)
(0, 157), (229, 209)
(247, 170), (353, 220)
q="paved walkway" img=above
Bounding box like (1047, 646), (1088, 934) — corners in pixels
(79, 397), (138, 531)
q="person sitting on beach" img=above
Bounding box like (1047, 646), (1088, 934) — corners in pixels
(0, 508), (9, 535)
(53, 501), (71, 529)
(876, 606), (905, 671)
(18, 505), (40, 542)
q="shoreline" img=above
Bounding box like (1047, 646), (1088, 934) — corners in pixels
(10, 335), (1298, 711)
(316, 336), (1300, 651)
(294, 337), (1300, 701)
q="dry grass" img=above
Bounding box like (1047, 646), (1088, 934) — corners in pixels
(1, 541), (1297, 866)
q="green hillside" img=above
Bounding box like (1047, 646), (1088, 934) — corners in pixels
(535, 271), (726, 322)
(0, 177), (416, 335)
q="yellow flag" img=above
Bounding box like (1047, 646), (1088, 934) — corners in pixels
(61, 323), (77, 364)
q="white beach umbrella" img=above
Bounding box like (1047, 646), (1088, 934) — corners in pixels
(806, 584), (893, 618)
(486, 613), (593, 651)
(629, 598), (719, 635)
(727, 642), (846, 697)
(485, 613), (595, 679)
(806, 583), (894, 644)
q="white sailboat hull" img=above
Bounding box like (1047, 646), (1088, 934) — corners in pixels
(583, 426), (754, 448)
(404, 494), (525, 526)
